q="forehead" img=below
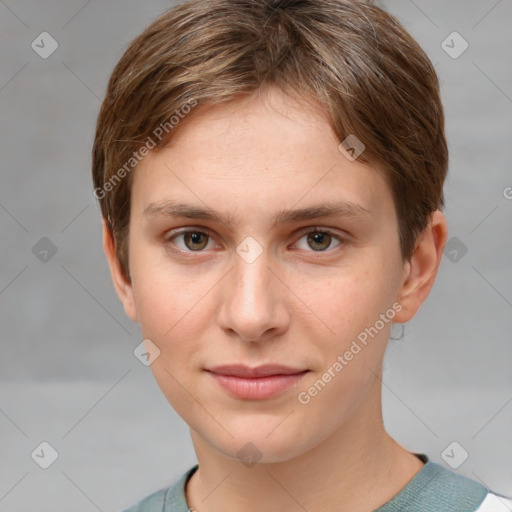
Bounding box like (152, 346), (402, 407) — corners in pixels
(131, 87), (395, 228)
(166, 88), (337, 169)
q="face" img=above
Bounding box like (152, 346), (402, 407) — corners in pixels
(106, 86), (439, 464)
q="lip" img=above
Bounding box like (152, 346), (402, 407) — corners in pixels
(207, 364), (307, 378)
(206, 364), (309, 400)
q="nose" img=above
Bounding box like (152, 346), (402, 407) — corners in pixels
(217, 246), (290, 343)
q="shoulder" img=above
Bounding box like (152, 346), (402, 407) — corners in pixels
(416, 461), (511, 511)
(406, 461), (488, 510)
(121, 465), (198, 512)
(474, 490), (512, 512)
(376, 455), (512, 512)
(122, 487), (167, 512)
(425, 462), (512, 511)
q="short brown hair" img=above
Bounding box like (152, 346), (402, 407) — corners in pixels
(92, 0), (448, 282)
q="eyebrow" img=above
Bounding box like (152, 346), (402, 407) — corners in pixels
(143, 199), (372, 229)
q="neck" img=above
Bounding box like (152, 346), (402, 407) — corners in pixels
(185, 376), (424, 512)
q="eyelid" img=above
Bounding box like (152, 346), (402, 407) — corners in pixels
(165, 226), (212, 239)
(291, 226), (347, 251)
(164, 225), (349, 253)
(164, 227), (217, 253)
(293, 225), (347, 239)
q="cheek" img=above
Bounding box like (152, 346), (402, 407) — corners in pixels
(299, 260), (395, 339)
(129, 261), (207, 415)
(129, 238), (204, 338)
(295, 267), (393, 421)
(296, 256), (401, 396)
(133, 273), (202, 348)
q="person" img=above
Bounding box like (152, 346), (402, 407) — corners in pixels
(91, 0), (512, 510)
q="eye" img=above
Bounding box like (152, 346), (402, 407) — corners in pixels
(166, 229), (216, 252)
(294, 229), (344, 252)
(165, 227), (346, 255)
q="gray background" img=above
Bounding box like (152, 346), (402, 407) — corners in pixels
(1, 0), (511, 510)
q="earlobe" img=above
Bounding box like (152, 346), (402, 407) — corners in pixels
(102, 221), (139, 322)
(394, 211), (448, 323)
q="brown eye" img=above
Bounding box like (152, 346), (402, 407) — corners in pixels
(167, 230), (214, 252)
(294, 229), (344, 253)
(307, 231), (332, 251)
(184, 231), (209, 251)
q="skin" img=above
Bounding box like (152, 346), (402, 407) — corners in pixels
(104, 85), (448, 512)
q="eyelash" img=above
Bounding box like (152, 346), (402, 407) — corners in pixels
(164, 227), (348, 256)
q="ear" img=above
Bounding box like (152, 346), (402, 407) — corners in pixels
(102, 220), (138, 322)
(393, 210), (448, 323)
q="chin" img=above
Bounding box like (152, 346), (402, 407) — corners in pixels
(205, 423), (316, 466)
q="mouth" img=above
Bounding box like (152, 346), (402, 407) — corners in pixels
(205, 364), (310, 400)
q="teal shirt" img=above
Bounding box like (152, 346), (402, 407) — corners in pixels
(122, 454), (504, 511)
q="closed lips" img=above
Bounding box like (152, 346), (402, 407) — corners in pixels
(206, 364), (309, 378)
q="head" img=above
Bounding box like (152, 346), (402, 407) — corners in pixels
(93, 0), (448, 464)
